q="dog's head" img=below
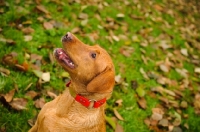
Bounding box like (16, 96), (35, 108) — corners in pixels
(54, 32), (115, 94)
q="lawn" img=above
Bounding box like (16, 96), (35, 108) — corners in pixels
(1, 0), (200, 132)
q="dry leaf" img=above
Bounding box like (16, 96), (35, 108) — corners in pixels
(116, 13), (125, 18)
(4, 89), (15, 102)
(30, 54), (43, 61)
(180, 48), (188, 56)
(42, 72), (50, 82)
(113, 108), (124, 121)
(194, 67), (200, 73)
(34, 98), (45, 109)
(43, 22), (54, 30)
(47, 90), (57, 99)
(36, 5), (49, 14)
(0, 67), (10, 75)
(158, 118), (168, 127)
(22, 27), (35, 34)
(6, 39), (16, 45)
(120, 46), (134, 57)
(151, 108), (164, 121)
(9, 98), (28, 110)
(25, 90), (38, 99)
(137, 97), (147, 109)
(2, 53), (18, 65)
(24, 35), (33, 41)
(115, 123), (124, 132)
(115, 99), (123, 107)
(78, 13), (88, 19)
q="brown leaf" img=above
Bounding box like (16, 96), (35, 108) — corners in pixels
(78, 13), (88, 19)
(144, 118), (151, 127)
(113, 108), (124, 121)
(22, 27), (35, 34)
(47, 90), (57, 99)
(115, 99), (123, 107)
(34, 98), (45, 109)
(119, 46), (134, 57)
(151, 108), (164, 121)
(15, 62), (29, 71)
(25, 90), (38, 99)
(0, 67), (10, 75)
(36, 5), (49, 14)
(9, 98), (28, 110)
(2, 53), (18, 65)
(153, 4), (163, 11)
(6, 39), (16, 45)
(49, 52), (55, 64)
(158, 118), (168, 127)
(115, 123), (124, 132)
(30, 54), (43, 61)
(43, 22), (54, 30)
(4, 89), (15, 102)
(137, 97), (147, 109)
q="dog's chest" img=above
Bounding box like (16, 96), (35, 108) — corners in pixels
(41, 106), (103, 131)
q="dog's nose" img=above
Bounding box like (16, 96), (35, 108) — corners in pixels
(62, 32), (73, 42)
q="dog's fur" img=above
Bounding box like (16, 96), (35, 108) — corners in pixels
(29, 32), (115, 132)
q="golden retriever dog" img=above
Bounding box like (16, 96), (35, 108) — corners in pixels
(29, 32), (115, 132)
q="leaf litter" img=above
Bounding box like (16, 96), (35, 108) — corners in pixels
(0, 0), (200, 132)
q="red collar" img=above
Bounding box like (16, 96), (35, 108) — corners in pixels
(66, 81), (106, 108)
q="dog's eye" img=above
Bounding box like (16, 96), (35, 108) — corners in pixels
(91, 53), (96, 59)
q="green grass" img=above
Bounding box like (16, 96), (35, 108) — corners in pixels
(1, 0), (200, 132)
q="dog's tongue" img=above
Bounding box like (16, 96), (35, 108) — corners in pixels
(56, 48), (75, 68)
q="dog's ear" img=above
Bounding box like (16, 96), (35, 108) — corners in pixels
(87, 67), (115, 93)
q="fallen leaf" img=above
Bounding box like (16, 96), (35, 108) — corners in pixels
(30, 54), (43, 61)
(115, 123), (124, 132)
(42, 72), (50, 82)
(144, 118), (151, 127)
(32, 70), (43, 78)
(24, 35), (33, 41)
(194, 67), (200, 73)
(158, 118), (168, 127)
(113, 108), (124, 121)
(116, 13), (125, 18)
(36, 5), (49, 14)
(22, 27), (35, 34)
(131, 80), (138, 90)
(47, 90), (57, 99)
(25, 90), (38, 99)
(151, 108), (164, 121)
(34, 98), (45, 109)
(180, 48), (188, 56)
(2, 53), (18, 65)
(115, 99), (123, 107)
(4, 89), (15, 102)
(6, 39), (16, 45)
(115, 74), (123, 84)
(153, 4), (163, 11)
(43, 22), (54, 30)
(9, 98), (28, 110)
(139, 68), (149, 80)
(180, 101), (188, 108)
(119, 46), (134, 57)
(0, 67), (10, 75)
(137, 97), (147, 109)
(136, 86), (146, 97)
(105, 116), (116, 130)
(78, 13), (88, 19)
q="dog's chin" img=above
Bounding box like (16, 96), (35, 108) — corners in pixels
(54, 48), (76, 69)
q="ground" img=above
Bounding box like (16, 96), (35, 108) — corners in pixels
(0, 0), (200, 132)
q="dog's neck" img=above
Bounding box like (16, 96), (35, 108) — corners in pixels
(66, 80), (112, 109)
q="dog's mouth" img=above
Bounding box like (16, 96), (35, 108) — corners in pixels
(54, 48), (75, 69)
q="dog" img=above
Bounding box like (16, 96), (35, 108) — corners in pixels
(29, 32), (115, 132)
